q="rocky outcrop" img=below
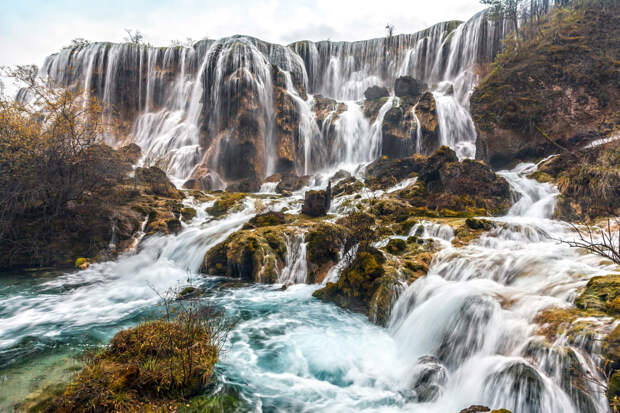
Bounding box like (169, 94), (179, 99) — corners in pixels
(415, 92), (441, 155)
(471, 5), (620, 168)
(275, 173), (311, 194)
(201, 227), (288, 283)
(381, 104), (417, 159)
(530, 141), (620, 220)
(394, 76), (425, 99)
(364, 85), (389, 100)
(302, 187), (331, 217)
(365, 155), (425, 189)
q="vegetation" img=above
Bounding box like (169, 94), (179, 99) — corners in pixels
(0, 67), (135, 268)
(472, 0), (620, 166)
(23, 289), (234, 412)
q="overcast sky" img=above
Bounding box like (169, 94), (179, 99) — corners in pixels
(0, 0), (486, 67)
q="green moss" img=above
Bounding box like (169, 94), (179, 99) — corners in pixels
(74, 257), (89, 268)
(180, 207), (197, 222)
(385, 238), (407, 255)
(206, 193), (246, 217)
(575, 275), (620, 315)
(179, 394), (240, 412)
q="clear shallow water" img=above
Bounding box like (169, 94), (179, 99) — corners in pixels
(0, 165), (618, 413)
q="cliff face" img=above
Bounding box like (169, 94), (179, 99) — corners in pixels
(471, 3), (620, 168)
(40, 12), (506, 187)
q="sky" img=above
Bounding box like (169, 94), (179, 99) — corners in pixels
(0, 0), (486, 67)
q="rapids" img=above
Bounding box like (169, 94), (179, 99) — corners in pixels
(0, 162), (617, 412)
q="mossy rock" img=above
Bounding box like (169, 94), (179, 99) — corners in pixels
(201, 227), (288, 283)
(180, 207), (197, 222)
(575, 275), (620, 315)
(313, 248), (385, 315)
(206, 193), (246, 217)
(368, 272), (401, 326)
(385, 238), (407, 255)
(48, 319), (218, 412)
(74, 257), (90, 269)
(305, 223), (347, 283)
(242, 211), (286, 229)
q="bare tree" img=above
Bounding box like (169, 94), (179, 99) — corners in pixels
(385, 23), (396, 40)
(124, 29), (144, 45)
(481, 0), (526, 40)
(560, 218), (620, 265)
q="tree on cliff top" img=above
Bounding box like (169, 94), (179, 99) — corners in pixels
(481, 0), (527, 39)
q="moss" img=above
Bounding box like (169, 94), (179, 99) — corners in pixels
(313, 248), (385, 315)
(305, 223), (346, 283)
(242, 211), (286, 229)
(368, 272), (400, 327)
(575, 275), (620, 315)
(179, 394), (240, 412)
(608, 372), (620, 402)
(74, 257), (89, 268)
(180, 207), (197, 223)
(206, 193), (246, 217)
(385, 238), (407, 255)
(49, 318), (218, 412)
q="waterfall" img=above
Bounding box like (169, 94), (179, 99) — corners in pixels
(39, 7), (509, 184)
(385, 164), (614, 413)
(278, 233), (308, 285)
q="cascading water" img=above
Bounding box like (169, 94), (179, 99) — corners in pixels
(38, 7), (508, 185)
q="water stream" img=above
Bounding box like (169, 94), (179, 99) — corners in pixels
(0, 163), (617, 412)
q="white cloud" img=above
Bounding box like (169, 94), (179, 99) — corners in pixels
(0, 0), (485, 66)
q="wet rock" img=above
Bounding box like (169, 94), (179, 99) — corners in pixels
(180, 207), (197, 223)
(394, 76), (425, 99)
(276, 174), (311, 194)
(415, 92), (441, 155)
(411, 355), (447, 402)
(205, 193), (246, 217)
(331, 169), (352, 182)
(225, 177), (261, 193)
(118, 143), (142, 164)
(242, 211), (287, 229)
(459, 406), (490, 413)
(575, 274), (620, 315)
(364, 85), (389, 100)
(166, 219), (182, 234)
(365, 155), (425, 189)
(313, 248), (386, 315)
(332, 177), (364, 196)
(381, 105), (416, 159)
(483, 362), (545, 413)
(305, 223), (347, 283)
(201, 227), (288, 283)
(302, 188), (331, 217)
(136, 167), (181, 198)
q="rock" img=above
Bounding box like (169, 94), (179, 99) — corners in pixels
(459, 407), (490, 413)
(364, 85), (389, 100)
(575, 275), (620, 315)
(205, 193), (246, 217)
(166, 219), (182, 234)
(276, 174), (311, 194)
(415, 92), (441, 155)
(385, 238), (407, 255)
(381, 105), (416, 159)
(74, 257), (90, 270)
(411, 355), (447, 402)
(242, 211), (287, 229)
(394, 76), (425, 98)
(313, 248), (386, 314)
(226, 177), (261, 193)
(136, 167), (181, 198)
(201, 227), (287, 283)
(365, 155), (425, 189)
(302, 189), (331, 217)
(305, 223), (347, 283)
(330, 169), (352, 182)
(180, 207), (197, 223)
(118, 143), (142, 164)
(482, 362), (544, 413)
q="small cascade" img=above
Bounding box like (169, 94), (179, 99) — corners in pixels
(278, 233), (308, 285)
(385, 163), (615, 412)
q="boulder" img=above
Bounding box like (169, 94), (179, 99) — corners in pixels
(135, 167), (181, 198)
(302, 188), (331, 217)
(381, 106), (416, 159)
(276, 174), (311, 194)
(313, 248), (386, 314)
(225, 177), (261, 193)
(364, 85), (389, 100)
(365, 155), (425, 189)
(394, 76), (425, 99)
(415, 92), (441, 156)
